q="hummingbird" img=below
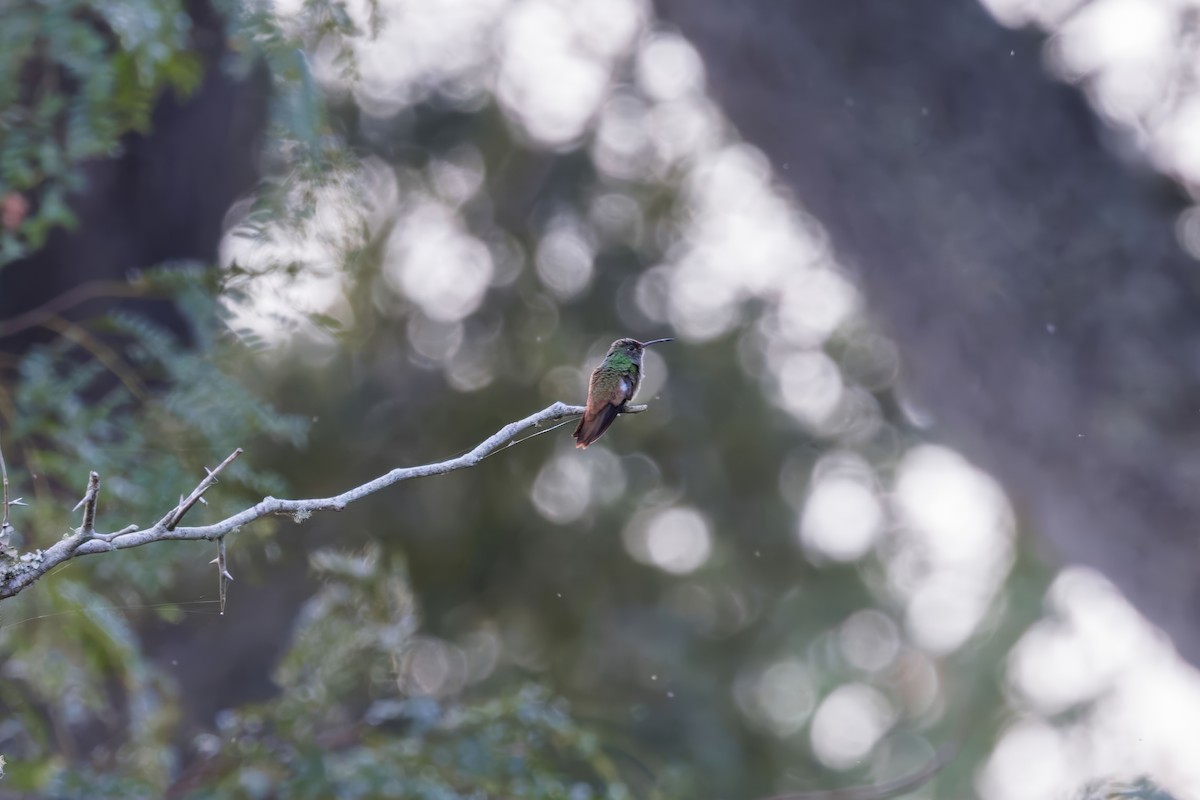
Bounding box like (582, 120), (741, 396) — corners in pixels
(573, 337), (673, 449)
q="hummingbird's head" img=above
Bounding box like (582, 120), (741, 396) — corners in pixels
(606, 336), (673, 360)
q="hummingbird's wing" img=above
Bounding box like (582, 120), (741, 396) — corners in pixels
(572, 373), (634, 449)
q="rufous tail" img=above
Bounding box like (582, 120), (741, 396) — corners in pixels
(573, 405), (621, 449)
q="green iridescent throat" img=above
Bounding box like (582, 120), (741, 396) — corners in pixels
(604, 351), (636, 372)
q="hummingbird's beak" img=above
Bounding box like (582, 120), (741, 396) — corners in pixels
(640, 338), (674, 347)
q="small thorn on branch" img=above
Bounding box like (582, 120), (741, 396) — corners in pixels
(97, 523), (139, 542)
(163, 448), (243, 531)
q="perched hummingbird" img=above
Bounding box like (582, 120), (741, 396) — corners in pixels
(573, 337), (673, 449)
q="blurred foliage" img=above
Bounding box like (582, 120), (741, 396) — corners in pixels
(5, 267), (305, 539)
(0, 0), (1181, 799)
(0, 0), (360, 265)
(218, 0), (371, 238)
(1077, 778), (1179, 800)
(40, 548), (683, 799)
(0, 0), (200, 261)
(0, 267), (306, 792)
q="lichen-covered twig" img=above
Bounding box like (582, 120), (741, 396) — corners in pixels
(0, 401), (646, 601)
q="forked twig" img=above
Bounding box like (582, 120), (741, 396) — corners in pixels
(162, 449), (243, 530)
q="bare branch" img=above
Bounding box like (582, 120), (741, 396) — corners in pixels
(162, 449), (243, 530)
(210, 538), (233, 615)
(0, 401), (647, 601)
(0, 430), (18, 560)
(81, 472), (97, 534)
(0, 279), (148, 339)
(77, 472), (100, 534)
(0, 428), (10, 538)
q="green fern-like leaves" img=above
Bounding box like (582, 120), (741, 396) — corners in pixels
(7, 267), (308, 569)
(0, 0), (201, 262)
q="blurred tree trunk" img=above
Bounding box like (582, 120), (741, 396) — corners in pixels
(655, 0), (1200, 664)
(0, 0), (268, 350)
